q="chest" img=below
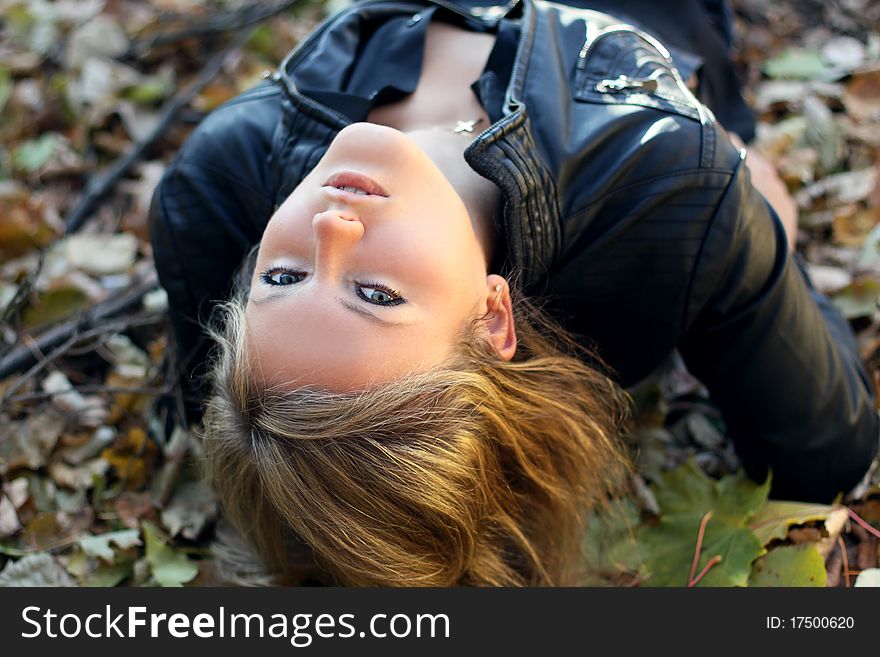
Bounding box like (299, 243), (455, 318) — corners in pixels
(366, 21), (496, 132)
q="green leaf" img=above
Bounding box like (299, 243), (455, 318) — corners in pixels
(638, 514), (764, 587)
(748, 544), (826, 587)
(653, 459), (770, 522)
(0, 67), (11, 114)
(831, 278), (880, 320)
(124, 75), (173, 105)
(12, 133), (59, 173)
(635, 459), (770, 586)
(583, 497), (647, 584)
(83, 563), (132, 587)
(78, 529), (142, 562)
(763, 49), (828, 80)
(142, 522), (198, 587)
(21, 286), (89, 330)
(748, 500), (839, 546)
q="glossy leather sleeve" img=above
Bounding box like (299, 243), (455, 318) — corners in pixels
(148, 83), (281, 421)
(679, 152), (880, 502)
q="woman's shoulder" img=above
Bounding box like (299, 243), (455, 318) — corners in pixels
(175, 80), (283, 170)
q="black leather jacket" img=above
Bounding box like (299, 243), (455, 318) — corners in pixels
(149, 0), (879, 502)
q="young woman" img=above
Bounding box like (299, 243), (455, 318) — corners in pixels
(149, 0), (880, 585)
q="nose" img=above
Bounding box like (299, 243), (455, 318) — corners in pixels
(312, 210), (365, 280)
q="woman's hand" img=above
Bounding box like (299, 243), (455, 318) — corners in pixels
(729, 133), (799, 253)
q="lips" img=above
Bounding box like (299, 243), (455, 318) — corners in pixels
(323, 171), (389, 197)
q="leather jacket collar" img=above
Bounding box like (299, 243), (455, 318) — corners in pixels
(274, 0), (560, 289)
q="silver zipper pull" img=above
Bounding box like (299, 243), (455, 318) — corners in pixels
(595, 75), (659, 93)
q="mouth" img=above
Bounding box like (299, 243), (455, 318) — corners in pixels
(322, 171), (389, 197)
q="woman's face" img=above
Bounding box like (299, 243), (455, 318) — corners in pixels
(245, 122), (507, 390)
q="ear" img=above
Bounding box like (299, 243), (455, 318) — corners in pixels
(480, 274), (517, 361)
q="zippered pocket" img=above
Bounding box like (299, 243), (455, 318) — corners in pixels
(573, 25), (701, 121)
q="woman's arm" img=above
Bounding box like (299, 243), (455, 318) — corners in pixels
(148, 83), (281, 422)
(678, 151), (879, 502)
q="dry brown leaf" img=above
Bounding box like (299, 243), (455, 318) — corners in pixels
(843, 67), (880, 122)
(0, 182), (55, 259)
(833, 205), (880, 247)
(114, 491), (155, 529)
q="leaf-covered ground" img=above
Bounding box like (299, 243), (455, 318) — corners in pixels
(0, 0), (879, 587)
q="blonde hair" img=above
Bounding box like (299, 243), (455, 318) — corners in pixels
(201, 280), (634, 586)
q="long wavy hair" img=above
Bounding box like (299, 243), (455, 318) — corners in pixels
(200, 259), (634, 586)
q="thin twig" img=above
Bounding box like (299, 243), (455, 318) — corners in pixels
(7, 384), (171, 404)
(0, 314), (161, 405)
(688, 556), (722, 588)
(847, 507), (880, 540)
(838, 536), (851, 587)
(0, 250), (44, 327)
(0, 270), (158, 380)
(64, 29), (254, 233)
(127, 0), (300, 58)
(689, 511), (713, 585)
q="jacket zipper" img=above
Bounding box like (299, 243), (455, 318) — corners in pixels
(576, 23), (675, 70)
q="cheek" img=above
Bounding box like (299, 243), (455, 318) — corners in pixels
(261, 202), (314, 251)
(378, 227), (471, 291)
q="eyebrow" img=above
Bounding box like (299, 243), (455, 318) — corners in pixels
(249, 291), (405, 328)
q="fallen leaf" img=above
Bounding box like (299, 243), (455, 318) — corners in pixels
(0, 494), (21, 537)
(843, 67), (880, 122)
(764, 48), (828, 80)
(3, 478), (29, 509)
(4, 1), (61, 56)
(59, 426), (116, 465)
(776, 147), (817, 187)
(48, 458), (109, 490)
(114, 492), (154, 529)
(636, 460), (770, 586)
(101, 426), (157, 489)
(748, 500), (840, 545)
(796, 167), (878, 207)
(0, 553), (76, 587)
(82, 562), (131, 587)
(66, 15), (129, 70)
(78, 528), (141, 562)
(820, 36), (866, 73)
(12, 133), (59, 172)
(0, 66), (12, 113)
(21, 285), (89, 330)
(754, 117), (809, 159)
(192, 81), (238, 112)
(22, 512), (62, 550)
(115, 101), (161, 143)
(67, 56), (143, 110)
(42, 370), (108, 428)
(0, 410), (65, 475)
(832, 205), (880, 247)
(831, 277), (880, 319)
(160, 481), (217, 540)
(64, 232), (138, 276)
(748, 544), (826, 586)
(143, 521), (198, 587)
(854, 568), (880, 586)
(103, 333), (150, 377)
(805, 264), (852, 295)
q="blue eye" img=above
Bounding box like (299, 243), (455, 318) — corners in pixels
(260, 268), (305, 286)
(259, 267), (405, 307)
(357, 282), (405, 306)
